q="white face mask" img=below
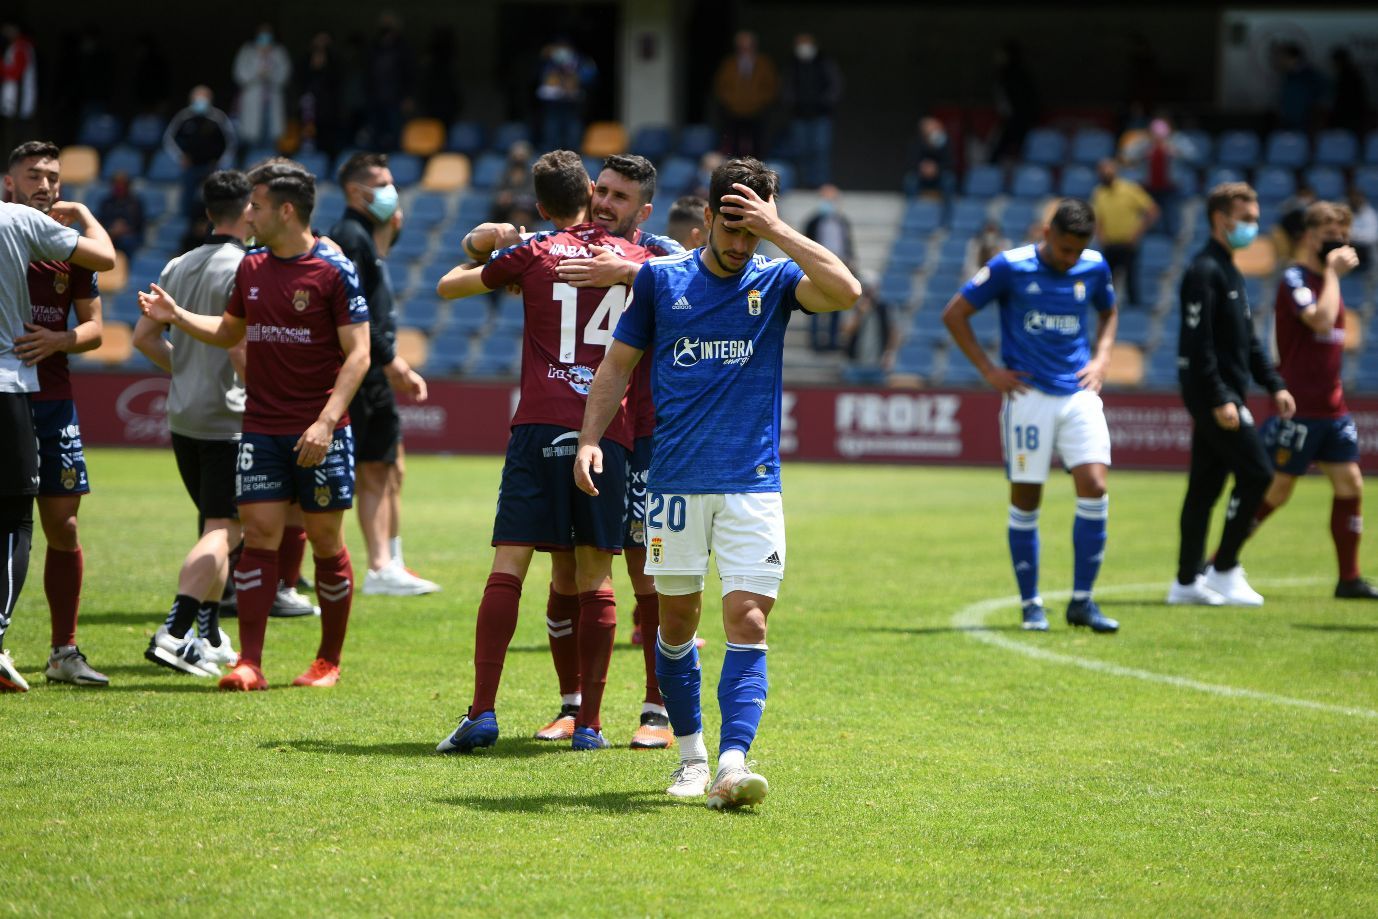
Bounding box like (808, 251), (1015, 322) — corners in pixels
(796, 43), (817, 61)
(366, 183), (399, 222)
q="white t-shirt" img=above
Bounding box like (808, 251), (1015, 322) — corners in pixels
(0, 202), (80, 393)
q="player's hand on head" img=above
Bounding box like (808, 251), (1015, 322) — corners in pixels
(719, 182), (781, 239)
(982, 365), (1030, 395)
(574, 444), (603, 497)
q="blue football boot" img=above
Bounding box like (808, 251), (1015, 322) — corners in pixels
(1066, 598), (1119, 634)
(436, 711), (499, 753)
(1021, 601), (1049, 632)
(571, 725), (611, 750)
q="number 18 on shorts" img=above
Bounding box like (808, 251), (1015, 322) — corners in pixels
(1000, 389), (1111, 483)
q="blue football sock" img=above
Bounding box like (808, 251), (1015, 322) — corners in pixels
(655, 630), (702, 738)
(718, 642), (768, 756)
(1007, 506), (1040, 604)
(1072, 496), (1109, 598)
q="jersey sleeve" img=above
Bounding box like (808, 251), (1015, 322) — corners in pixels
(331, 257), (371, 327)
(1093, 260), (1116, 312)
(15, 207), (80, 261)
(480, 240), (534, 290)
(613, 262), (657, 350)
(224, 260), (248, 318)
(1279, 266), (1315, 316)
(959, 252), (1011, 309)
(73, 267), (97, 300)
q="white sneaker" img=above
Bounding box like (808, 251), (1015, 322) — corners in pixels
(271, 584), (320, 617)
(200, 629), (239, 668)
(705, 762), (769, 810)
(666, 760), (712, 798)
(1166, 575), (1226, 606)
(0, 649), (30, 692)
(1203, 564), (1264, 607)
(144, 625), (219, 676)
(363, 561), (439, 596)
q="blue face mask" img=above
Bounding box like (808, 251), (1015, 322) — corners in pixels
(367, 184), (399, 222)
(816, 201), (835, 216)
(1226, 220), (1258, 249)
(190, 98), (210, 115)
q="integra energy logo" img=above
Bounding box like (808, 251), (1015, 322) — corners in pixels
(672, 337), (754, 367)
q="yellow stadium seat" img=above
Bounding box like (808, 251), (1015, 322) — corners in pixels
(59, 146), (100, 185)
(582, 121), (628, 158)
(401, 118), (446, 157)
(100, 251), (129, 295)
(1105, 342), (1144, 388)
(78, 320), (134, 366)
(395, 327), (430, 370)
(1235, 237), (1276, 278)
(421, 153), (470, 192)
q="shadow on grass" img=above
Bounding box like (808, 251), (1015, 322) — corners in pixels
(265, 736), (558, 760)
(92, 681), (219, 694)
(1292, 623), (1378, 634)
(79, 610), (163, 626)
(436, 789), (681, 814)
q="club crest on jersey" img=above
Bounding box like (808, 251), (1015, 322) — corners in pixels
(314, 485), (331, 507)
(649, 537), (663, 565)
(747, 289), (762, 316)
(53, 271), (69, 295)
(293, 289), (311, 312)
(1275, 449), (1291, 467)
(1073, 281), (1086, 302)
(60, 467), (77, 490)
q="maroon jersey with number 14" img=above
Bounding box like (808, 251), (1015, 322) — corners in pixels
(481, 223), (651, 449)
(28, 260), (97, 402)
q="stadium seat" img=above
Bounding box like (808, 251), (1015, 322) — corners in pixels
(582, 121), (628, 157)
(406, 191), (449, 230)
(1263, 131), (1309, 168)
(888, 236), (927, 271)
(399, 297), (442, 332)
(139, 189), (169, 223)
(962, 164), (1004, 198)
(878, 271), (913, 307)
(469, 331), (521, 376)
(421, 153), (470, 192)
(1205, 166), (1244, 189)
(1070, 128), (1115, 165)
(1365, 131), (1378, 165)
(1009, 164), (1051, 199)
(58, 146), (100, 186)
(401, 118), (446, 157)
(1235, 237), (1276, 278)
(901, 200), (942, 235)
(1354, 166), (1378, 202)
(100, 145), (144, 181)
(629, 124), (673, 161)
(76, 320), (134, 365)
(1114, 308), (1151, 346)
(395, 327), (430, 370)
(294, 150), (330, 179)
(1304, 166), (1345, 200)
(389, 231), (430, 263)
(388, 153), (423, 187)
(768, 160), (796, 193)
(949, 197), (991, 235)
(99, 251), (130, 295)
(942, 353), (988, 387)
(145, 150), (180, 183)
(894, 338), (935, 376)
(470, 153), (506, 189)
(1058, 164), (1096, 199)
(1314, 130), (1358, 167)
(241, 146), (276, 169)
(657, 156), (697, 196)
(446, 121), (486, 156)
(491, 295), (526, 334)
(491, 122), (531, 153)
(151, 217), (188, 251)
(315, 186), (345, 222)
(582, 155), (605, 183)
(125, 114), (166, 152)
(444, 307), (488, 337)
(77, 113), (123, 150)
(1021, 128), (1066, 166)
(678, 124), (717, 160)
(1170, 163), (1200, 196)
(1253, 166), (1295, 202)
(1105, 342), (1144, 388)
(1216, 131), (1260, 167)
(1175, 129), (1213, 165)
(1339, 275), (1368, 311)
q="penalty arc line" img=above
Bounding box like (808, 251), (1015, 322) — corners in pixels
(949, 580), (1378, 721)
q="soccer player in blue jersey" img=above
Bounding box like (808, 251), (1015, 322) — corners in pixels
(942, 198), (1120, 634)
(574, 157), (861, 809)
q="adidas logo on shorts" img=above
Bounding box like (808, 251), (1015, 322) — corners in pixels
(763, 551), (781, 566)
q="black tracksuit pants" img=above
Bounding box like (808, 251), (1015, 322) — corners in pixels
(1176, 411), (1274, 584)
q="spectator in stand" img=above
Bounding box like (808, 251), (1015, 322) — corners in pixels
(905, 116), (954, 201)
(989, 40), (1039, 164)
(1091, 158), (1159, 307)
(713, 31), (778, 158)
(299, 32), (343, 157)
(964, 220), (1011, 278)
(804, 184), (855, 351)
(841, 280), (900, 385)
(784, 33), (843, 189)
(0, 21), (37, 157)
(232, 23), (292, 148)
(1274, 43), (1328, 133)
(490, 140), (537, 227)
(1348, 185), (1377, 276)
(164, 86), (237, 221)
(1123, 116), (1203, 238)
(1329, 47), (1371, 138)
(95, 172), (146, 259)
(536, 37), (596, 152)
(368, 12), (415, 151)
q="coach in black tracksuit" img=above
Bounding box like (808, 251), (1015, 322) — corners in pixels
(1173, 182), (1295, 604)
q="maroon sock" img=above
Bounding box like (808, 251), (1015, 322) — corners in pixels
(635, 592), (662, 705)
(314, 548), (354, 665)
(575, 588), (617, 731)
(470, 572), (523, 717)
(546, 586), (582, 696)
(1332, 496), (1362, 582)
(45, 546), (82, 648)
(233, 547), (279, 668)
(278, 525), (307, 588)
(1251, 499), (1278, 536)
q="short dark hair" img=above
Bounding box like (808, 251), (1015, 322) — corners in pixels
(246, 158), (316, 223)
(338, 151), (389, 188)
(1207, 181), (1257, 218)
(1049, 198), (1096, 237)
(531, 149), (590, 220)
(708, 157), (778, 217)
(8, 140), (60, 170)
(600, 153), (657, 204)
(202, 170), (252, 225)
(668, 195), (708, 225)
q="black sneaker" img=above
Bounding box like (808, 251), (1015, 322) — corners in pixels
(1335, 578), (1378, 599)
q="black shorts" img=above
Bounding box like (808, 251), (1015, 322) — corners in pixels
(492, 424), (628, 553)
(624, 435), (652, 549)
(31, 398), (90, 496)
(172, 432), (239, 522)
(0, 392), (39, 496)
(350, 373), (400, 465)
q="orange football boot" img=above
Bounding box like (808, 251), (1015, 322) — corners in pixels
(218, 661), (268, 691)
(292, 658), (340, 687)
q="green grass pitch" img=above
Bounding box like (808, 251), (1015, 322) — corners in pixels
(2, 448), (1375, 916)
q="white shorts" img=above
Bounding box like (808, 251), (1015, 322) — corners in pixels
(645, 492), (786, 583)
(1000, 388), (1111, 484)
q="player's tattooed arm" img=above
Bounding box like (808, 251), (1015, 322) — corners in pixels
(942, 294), (1029, 395)
(575, 340), (644, 497)
(460, 222), (523, 262)
(137, 282), (246, 349)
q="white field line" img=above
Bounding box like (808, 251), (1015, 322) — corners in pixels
(950, 580), (1378, 720)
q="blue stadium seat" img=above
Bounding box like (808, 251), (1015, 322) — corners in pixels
(138, 189), (169, 223)
(315, 186), (345, 222)
(677, 124), (717, 160)
(1365, 131), (1378, 164)
(151, 218), (188, 251)
(1022, 129), (1066, 166)
(145, 150), (181, 183)
(129, 253), (169, 289)
(398, 298), (441, 332)
(1170, 164), (1200, 196)
(1070, 128), (1115, 165)
(942, 354), (988, 387)
(582, 155), (605, 183)
(1058, 164), (1096, 199)
(630, 125), (673, 162)
(878, 270), (913, 306)
(443, 307), (487, 336)
(126, 114), (166, 152)
(1115, 309), (1151, 346)
(1175, 129), (1212, 165)
(894, 339), (934, 376)
(491, 122), (531, 153)
(901, 200), (942, 235)
(1205, 167), (1244, 189)
(389, 153), (423, 187)
(1339, 275), (1367, 309)
(657, 156), (696, 196)
(241, 146), (277, 169)
(470, 153), (506, 189)
(1253, 166), (1296, 202)
(1354, 166), (1378, 202)
(407, 191), (449, 229)
(77, 113), (123, 150)
(962, 164), (1004, 197)
(767, 160), (795, 193)
(469, 331), (521, 376)
(100, 146), (144, 180)
(492, 294), (525, 334)
(888, 236), (928, 271)
(1009, 164), (1051, 199)
(389, 232), (430, 263)
(1314, 130), (1358, 167)
(294, 151), (329, 179)
(1216, 131), (1260, 167)
(447, 121), (486, 156)
(1305, 166), (1345, 200)
(1263, 131), (1309, 168)
(1139, 236), (1175, 270)
(949, 197), (991, 235)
